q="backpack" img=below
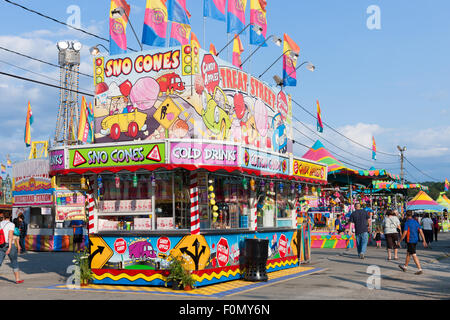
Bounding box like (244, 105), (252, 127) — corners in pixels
(0, 222), (9, 246)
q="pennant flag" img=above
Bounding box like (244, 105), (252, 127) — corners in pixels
(109, 0), (131, 55)
(77, 97), (94, 143)
(6, 155), (12, 168)
(232, 34), (244, 69)
(204, 0), (226, 22)
(372, 136), (377, 160)
(170, 21), (191, 46)
(24, 101), (33, 147)
(316, 100), (323, 133)
(191, 31), (201, 49)
(1, 164), (6, 174)
(167, 0), (191, 24)
(87, 102), (94, 143)
(282, 34), (300, 87)
(445, 178), (449, 192)
(209, 43), (218, 56)
(142, 0), (168, 47)
(227, 0), (247, 34)
(250, 0), (267, 46)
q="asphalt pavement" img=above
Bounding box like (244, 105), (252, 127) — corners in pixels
(1, 232), (449, 301)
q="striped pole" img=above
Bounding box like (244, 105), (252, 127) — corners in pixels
(190, 172), (200, 235)
(86, 187), (95, 234)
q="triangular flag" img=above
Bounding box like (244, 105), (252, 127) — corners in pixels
(147, 145), (161, 162)
(73, 150), (87, 167)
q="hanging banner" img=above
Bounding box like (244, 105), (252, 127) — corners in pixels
(68, 143), (165, 169)
(49, 149), (66, 171)
(291, 158), (328, 183)
(241, 147), (289, 175)
(169, 141), (238, 166)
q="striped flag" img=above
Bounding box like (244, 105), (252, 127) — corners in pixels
(282, 34), (300, 87)
(6, 155), (12, 168)
(203, 0), (226, 22)
(445, 178), (449, 192)
(167, 0), (191, 24)
(190, 172), (200, 235)
(142, 0), (168, 47)
(169, 21), (191, 46)
(372, 136), (377, 160)
(227, 0), (247, 34)
(109, 0), (131, 55)
(77, 96), (89, 143)
(1, 164), (5, 174)
(24, 101), (33, 147)
(232, 34), (244, 69)
(317, 100), (323, 133)
(250, 0), (267, 46)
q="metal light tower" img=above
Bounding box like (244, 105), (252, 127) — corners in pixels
(54, 40), (82, 146)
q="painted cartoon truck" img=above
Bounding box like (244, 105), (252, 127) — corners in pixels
(128, 240), (157, 261)
(156, 72), (185, 95)
(101, 109), (148, 140)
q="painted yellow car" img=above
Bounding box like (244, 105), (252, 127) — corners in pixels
(101, 109), (148, 140)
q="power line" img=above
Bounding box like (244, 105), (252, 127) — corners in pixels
(291, 97), (399, 158)
(0, 45), (93, 79)
(0, 70), (94, 97)
(293, 114), (397, 167)
(404, 157), (440, 182)
(3, 0), (137, 52)
(0, 59), (94, 94)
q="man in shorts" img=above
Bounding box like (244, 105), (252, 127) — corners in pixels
(398, 211), (427, 275)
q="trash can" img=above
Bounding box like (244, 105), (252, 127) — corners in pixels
(243, 238), (269, 282)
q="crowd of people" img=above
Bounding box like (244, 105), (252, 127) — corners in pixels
(331, 204), (447, 275)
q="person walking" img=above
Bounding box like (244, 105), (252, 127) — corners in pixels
(0, 211), (24, 284)
(70, 219), (84, 253)
(383, 209), (402, 260)
(18, 213), (27, 253)
(399, 211), (427, 275)
(432, 214), (440, 242)
(420, 213), (434, 249)
(349, 203), (371, 259)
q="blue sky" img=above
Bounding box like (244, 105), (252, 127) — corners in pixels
(0, 0), (449, 183)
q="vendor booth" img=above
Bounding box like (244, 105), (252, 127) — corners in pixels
(12, 155), (88, 252)
(49, 45), (328, 287)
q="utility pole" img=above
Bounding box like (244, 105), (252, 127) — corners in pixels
(397, 146), (407, 184)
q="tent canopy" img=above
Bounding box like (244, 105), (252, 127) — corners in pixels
(407, 191), (446, 212)
(436, 194), (450, 210)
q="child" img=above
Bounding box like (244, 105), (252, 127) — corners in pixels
(399, 211), (427, 275)
(374, 228), (382, 248)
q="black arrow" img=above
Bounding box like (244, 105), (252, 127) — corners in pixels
(89, 244), (105, 265)
(179, 239), (206, 271)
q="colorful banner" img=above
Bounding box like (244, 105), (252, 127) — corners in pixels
(291, 158), (328, 183)
(250, 0), (267, 46)
(227, 0), (247, 34)
(142, 0), (168, 47)
(232, 34), (244, 69)
(169, 21), (191, 46)
(445, 178), (449, 192)
(109, 0), (131, 55)
(316, 100), (323, 133)
(372, 136), (377, 160)
(167, 0), (191, 24)
(169, 141), (239, 166)
(282, 34), (300, 87)
(203, 0), (226, 22)
(68, 143), (165, 169)
(24, 101), (33, 147)
(77, 96), (94, 143)
(241, 147), (289, 175)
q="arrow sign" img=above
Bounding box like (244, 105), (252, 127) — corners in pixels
(89, 236), (114, 269)
(180, 238), (206, 271)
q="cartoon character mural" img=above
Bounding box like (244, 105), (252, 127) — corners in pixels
(93, 46), (292, 155)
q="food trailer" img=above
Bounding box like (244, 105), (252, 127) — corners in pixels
(49, 46), (328, 287)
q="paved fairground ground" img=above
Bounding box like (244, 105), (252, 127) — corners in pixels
(1, 232), (449, 310)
